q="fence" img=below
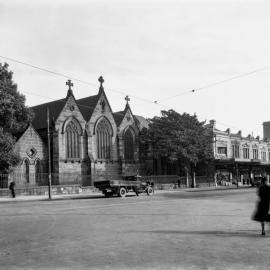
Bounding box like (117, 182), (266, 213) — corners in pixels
(0, 173), (215, 197)
(140, 174), (214, 189)
(0, 173), (92, 188)
(0, 174), (8, 188)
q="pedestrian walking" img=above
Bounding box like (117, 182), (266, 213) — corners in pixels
(252, 177), (270, 235)
(9, 180), (16, 198)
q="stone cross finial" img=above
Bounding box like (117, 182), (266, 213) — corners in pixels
(66, 79), (73, 91)
(125, 95), (130, 104)
(98, 76), (104, 87)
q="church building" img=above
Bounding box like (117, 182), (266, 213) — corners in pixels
(11, 77), (148, 186)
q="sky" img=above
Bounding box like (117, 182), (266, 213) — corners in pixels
(1, 0), (270, 137)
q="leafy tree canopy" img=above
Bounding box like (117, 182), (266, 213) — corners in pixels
(142, 110), (214, 170)
(0, 63), (33, 172)
(0, 63), (33, 130)
(0, 128), (20, 173)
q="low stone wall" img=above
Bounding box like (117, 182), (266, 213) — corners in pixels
(0, 185), (98, 197)
(155, 182), (215, 190)
(0, 178), (215, 197)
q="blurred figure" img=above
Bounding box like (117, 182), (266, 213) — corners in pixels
(252, 177), (270, 235)
(9, 180), (16, 198)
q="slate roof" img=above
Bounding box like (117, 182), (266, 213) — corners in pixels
(113, 111), (125, 126)
(31, 98), (66, 130)
(31, 94), (100, 130)
(134, 115), (149, 129)
(113, 109), (149, 130)
(30, 91), (148, 131)
(76, 94), (99, 121)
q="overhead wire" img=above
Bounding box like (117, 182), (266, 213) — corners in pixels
(23, 90), (130, 119)
(0, 55), (259, 135)
(23, 89), (254, 135)
(0, 55), (155, 105)
(158, 65), (270, 102)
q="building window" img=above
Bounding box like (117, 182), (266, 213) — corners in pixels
(66, 121), (80, 159)
(261, 151), (266, 161)
(243, 148), (249, 159)
(268, 151), (270, 161)
(23, 159), (30, 183)
(253, 149), (258, 160)
(217, 147), (227, 155)
(124, 128), (135, 161)
(96, 118), (112, 159)
(232, 145), (240, 158)
(35, 160), (41, 184)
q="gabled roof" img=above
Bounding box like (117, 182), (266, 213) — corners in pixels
(30, 78), (147, 131)
(31, 93), (100, 130)
(31, 98), (66, 130)
(76, 78), (113, 122)
(4, 124), (42, 142)
(134, 115), (149, 130)
(113, 111), (125, 126)
(4, 126), (27, 141)
(76, 94), (100, 122)
(113, 104), (148, 130)
(113, 102), (134, 127)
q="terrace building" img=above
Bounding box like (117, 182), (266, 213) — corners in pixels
(208, 120), (270, 185)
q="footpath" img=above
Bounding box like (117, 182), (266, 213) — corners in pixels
(0, 185), (252, 203)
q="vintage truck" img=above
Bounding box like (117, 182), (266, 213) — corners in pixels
(94, 176), (154, 198)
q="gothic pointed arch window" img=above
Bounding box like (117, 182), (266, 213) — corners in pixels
(23, 159), (30, 183)
(124, 128), (135, 161)
(96, 118), (112, 159)
(35, 159), (41, 184)
(65, 120), (81, 159)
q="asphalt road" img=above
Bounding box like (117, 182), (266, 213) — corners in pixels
(0, 188), (268, 270)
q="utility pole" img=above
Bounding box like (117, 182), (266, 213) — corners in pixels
(47, 107), (52, 199)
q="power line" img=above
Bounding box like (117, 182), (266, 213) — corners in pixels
(24, 89), (255, 135)
(23, 90), (131, 119)
(0, 55), (156, 105)
(0, 55), (258, 135)
(159, 65), (270, 102)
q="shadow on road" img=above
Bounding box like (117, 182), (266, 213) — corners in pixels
(140, 230), (263, 238)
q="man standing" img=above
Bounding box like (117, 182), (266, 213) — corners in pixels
(9, 180), (16, 198)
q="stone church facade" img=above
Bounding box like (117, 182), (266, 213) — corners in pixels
(11, 77), (148, 186)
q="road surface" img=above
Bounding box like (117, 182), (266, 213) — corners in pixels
(0, 188), (268, 269)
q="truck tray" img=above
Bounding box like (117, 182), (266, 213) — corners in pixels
(94, 179), (141, 189)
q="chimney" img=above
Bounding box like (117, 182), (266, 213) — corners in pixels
(263, 121), (270, 140)
(209, 120), (216, 128)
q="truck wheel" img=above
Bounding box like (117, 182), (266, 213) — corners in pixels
(119, 187), (127, 198)
(146, 187), (154, 196)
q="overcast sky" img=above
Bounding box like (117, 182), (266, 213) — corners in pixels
(1, 0), (270, 137)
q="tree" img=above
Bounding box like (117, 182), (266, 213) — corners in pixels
(0, 63), (33, 172)
(0, 63), (33, 130)
(141, 110), (214, 185)
(0, 128), (20, 173)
